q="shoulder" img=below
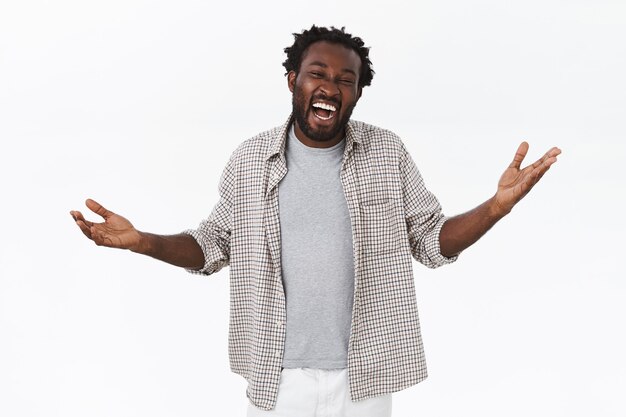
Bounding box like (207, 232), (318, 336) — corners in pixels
(230, 125), (281, 160)
(349, 119), (408, 156)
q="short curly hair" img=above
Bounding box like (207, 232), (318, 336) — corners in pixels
(283, 25), (375, 88)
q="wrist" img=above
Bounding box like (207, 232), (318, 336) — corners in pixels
(488, 194), (511, 219)
(130, 231), (150, 254)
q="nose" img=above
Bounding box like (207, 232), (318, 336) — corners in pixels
(318, 78), (340, 98)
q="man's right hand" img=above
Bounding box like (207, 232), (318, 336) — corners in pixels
(70, 199), (142, 251)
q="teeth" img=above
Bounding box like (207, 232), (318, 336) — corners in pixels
(312, 102), (337, 112)
(315, 112), (333, 120)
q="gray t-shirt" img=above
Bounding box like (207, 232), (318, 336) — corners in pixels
(278, 124), (355, 369)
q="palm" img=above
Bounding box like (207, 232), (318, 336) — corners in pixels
(70, 199), (141, 249)
(94, 214), (138, 247)
(494, 142), (561, 214)
(497, 165), (532, 201)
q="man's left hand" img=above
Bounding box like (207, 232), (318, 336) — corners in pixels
(493, 142), (561, 216)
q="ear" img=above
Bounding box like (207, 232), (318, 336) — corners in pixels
(287, 71), (297, 93)
(356, 86), (363, 101)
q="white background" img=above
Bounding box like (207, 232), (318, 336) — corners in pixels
(1, 0), (624, 416)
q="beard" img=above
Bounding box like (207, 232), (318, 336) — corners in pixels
(292, 86), (356, 142)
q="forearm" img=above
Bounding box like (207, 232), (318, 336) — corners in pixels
(131, 232), (205, 270)
(439, 196), (508, 258)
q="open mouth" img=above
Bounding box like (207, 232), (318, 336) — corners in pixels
(311, 102), (337, 121)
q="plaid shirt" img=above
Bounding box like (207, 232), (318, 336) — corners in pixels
(183, 115), (457, 410)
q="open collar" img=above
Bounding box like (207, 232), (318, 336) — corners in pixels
(264, 114), (362, 161)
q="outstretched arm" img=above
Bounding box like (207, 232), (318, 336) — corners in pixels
(439, 142), (561, 258)
(70, 199), (205, 270)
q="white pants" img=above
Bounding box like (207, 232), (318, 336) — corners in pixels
(247, 368), (392, 417)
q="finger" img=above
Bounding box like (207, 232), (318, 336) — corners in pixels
(90, 226), (105, 246)
(85, 198), (114, 220)
(70, 210), (94, 228)
(535, 166), (549, 183)
(531, 147), (561, 170)
(76, 220), (93, 239)
(525, 158), (555, 187)
(544, 156), (558, 167)
(509, 141), (529, 169)
(548, 147), (562, 158)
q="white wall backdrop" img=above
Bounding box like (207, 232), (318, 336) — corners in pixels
(1, 0), (624, 416)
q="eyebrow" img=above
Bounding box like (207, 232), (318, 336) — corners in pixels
(308, 61), (357, 76)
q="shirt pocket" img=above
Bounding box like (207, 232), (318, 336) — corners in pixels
(359, 200), (402, 256)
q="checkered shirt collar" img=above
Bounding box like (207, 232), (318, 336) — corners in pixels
(264, 114), (362, 161)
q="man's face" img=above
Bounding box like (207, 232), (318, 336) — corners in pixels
(288, 41), (362, 146)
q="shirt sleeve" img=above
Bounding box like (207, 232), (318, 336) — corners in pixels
(181, 151), (236, 276)
(399, 142), (458, 268)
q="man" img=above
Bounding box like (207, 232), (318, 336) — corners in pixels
(70, 25), (560, 416)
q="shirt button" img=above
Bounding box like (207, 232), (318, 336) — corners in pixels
(274, 350), (282, 357)
(276, 320), (284, 327)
